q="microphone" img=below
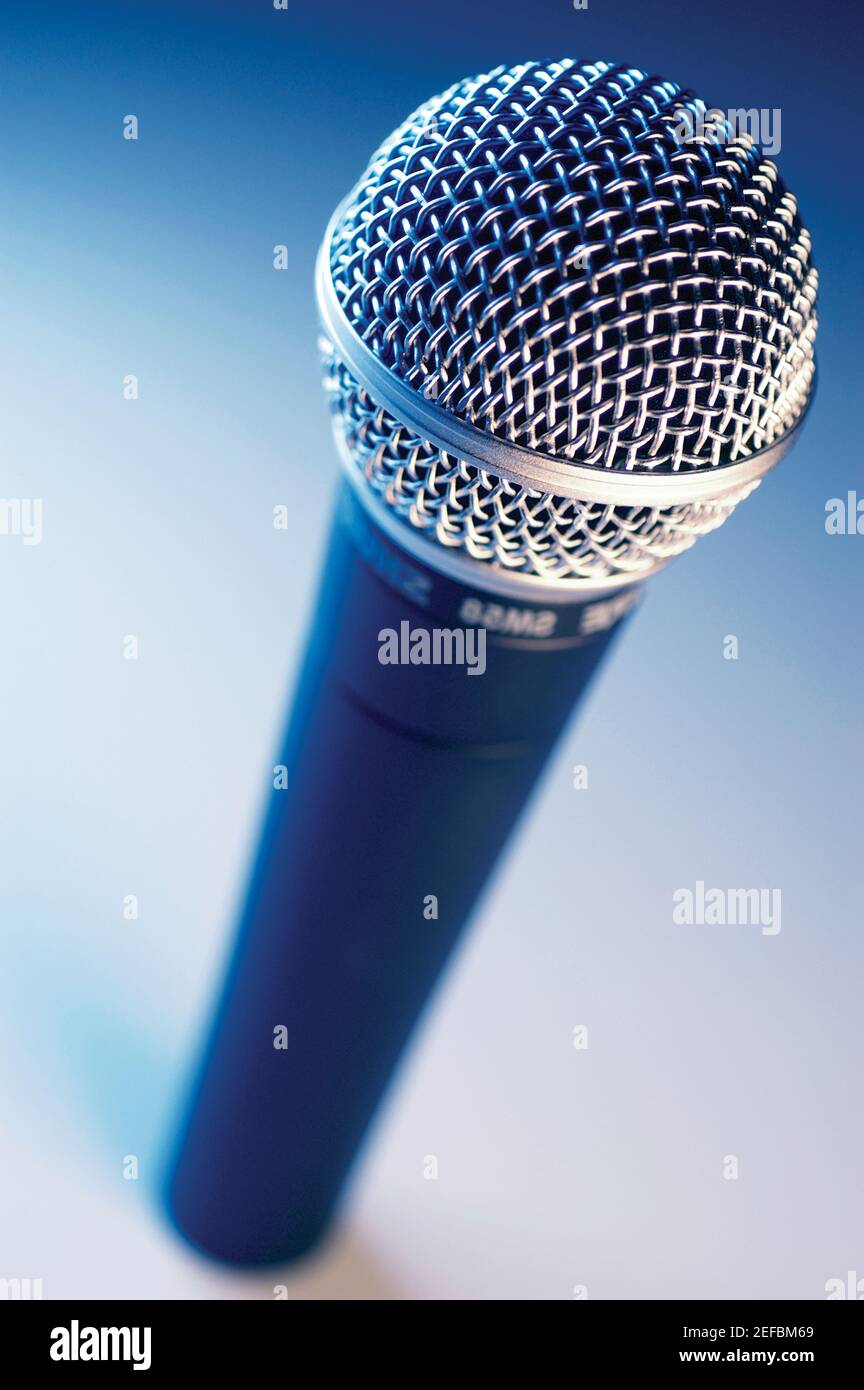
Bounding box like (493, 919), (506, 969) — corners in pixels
(166, 59), (817, 1265)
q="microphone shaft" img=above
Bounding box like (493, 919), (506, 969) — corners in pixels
(167, 481), (637, 1264)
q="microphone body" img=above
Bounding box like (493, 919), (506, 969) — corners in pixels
(166, 56), (816, 1267)
(167, 480), (636, 1264)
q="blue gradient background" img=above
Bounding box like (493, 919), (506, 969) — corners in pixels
(0, 0), (861, 1299)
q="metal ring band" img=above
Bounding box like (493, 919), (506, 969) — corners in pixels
(316, 217), (809, 509)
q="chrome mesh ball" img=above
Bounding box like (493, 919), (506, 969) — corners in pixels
(319, 59), (817, 586)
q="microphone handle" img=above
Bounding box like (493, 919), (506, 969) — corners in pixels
(167, 480), (639, 1264)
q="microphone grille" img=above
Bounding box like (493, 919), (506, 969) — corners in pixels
(320, 59), (817, 588)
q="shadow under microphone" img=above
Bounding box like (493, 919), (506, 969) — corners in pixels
(166, 58), (817, 1265)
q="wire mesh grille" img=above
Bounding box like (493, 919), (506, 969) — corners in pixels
(321, 59), (817, 584)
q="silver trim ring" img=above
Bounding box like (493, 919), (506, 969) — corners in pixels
(315, 221), (807, 510)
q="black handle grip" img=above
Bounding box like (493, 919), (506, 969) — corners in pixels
(166, 482), (635, 1264)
